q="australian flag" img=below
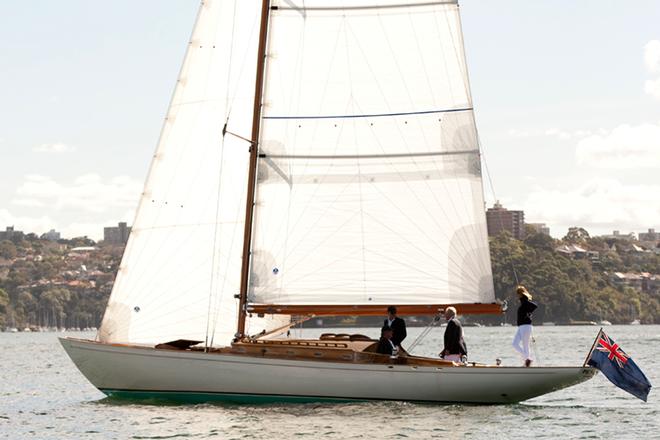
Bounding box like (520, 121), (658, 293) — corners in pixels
(587, 330), (652, 402)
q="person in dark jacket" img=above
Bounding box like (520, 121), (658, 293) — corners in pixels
(383, 306), (407, 348)
(440, 306), (467, 362)
(376, 326), (396, 355)
(512, 285), (538, 366)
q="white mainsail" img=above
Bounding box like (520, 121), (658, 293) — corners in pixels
(99, 0), (286, 346)
(248, 0), (494, 306)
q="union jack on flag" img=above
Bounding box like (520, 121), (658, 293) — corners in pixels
(594, 333), (629, 368)
(587, 329), (652, 402)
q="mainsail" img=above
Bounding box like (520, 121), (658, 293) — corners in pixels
(99, 1), (286, 345)
(248, 0), (495, 307)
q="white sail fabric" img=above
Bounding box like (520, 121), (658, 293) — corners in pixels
(99, 0), (287, 345)
(249, 0), (494, 306)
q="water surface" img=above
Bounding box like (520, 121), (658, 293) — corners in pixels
(1, 325), (657, 439)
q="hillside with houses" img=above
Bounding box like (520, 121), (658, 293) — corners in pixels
(490, 226), (660, 325)
(0, 229), (123, 331)
(1, 223), (659, 331)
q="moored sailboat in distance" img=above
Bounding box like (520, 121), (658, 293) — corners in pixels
(60, 0), (596, 404)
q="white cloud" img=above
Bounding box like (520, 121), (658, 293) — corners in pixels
(12, 174), (142, 214)
(575, 122), (660, 169)
(525, 179), (660, 237)
(32, 142), (76, 153)
(644, 40), (660, 74)
(645, 77), (660, 100)
(0, 209), (57, 237)
(507, 128), (592, 141)
(2, 175), (141, 240)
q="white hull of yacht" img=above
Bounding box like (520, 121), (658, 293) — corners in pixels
(60, 338), (596, 404)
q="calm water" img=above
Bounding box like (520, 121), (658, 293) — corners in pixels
(1, 325), (658, 439)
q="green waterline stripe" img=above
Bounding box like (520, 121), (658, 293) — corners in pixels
(101, 389), (368, 404)
(99, 389), (516, 405)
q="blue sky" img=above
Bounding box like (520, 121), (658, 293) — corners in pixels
(1, 0), (659, 239)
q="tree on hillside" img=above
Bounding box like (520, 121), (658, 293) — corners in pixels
(0, 288), (9, 327)
(40, 288), (71, 328)
(563, 227), (590, 244)
(524, 231), (556, 252)
(0, 240), (17, 259)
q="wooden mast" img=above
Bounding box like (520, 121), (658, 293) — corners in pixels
(236, 0), (271, 338)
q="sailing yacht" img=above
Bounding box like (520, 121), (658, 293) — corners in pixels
(61, 0), (596, 404)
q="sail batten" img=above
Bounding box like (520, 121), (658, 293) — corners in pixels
(273, 1), (458, 12)
(260, 149), (479, 160)
(262, 107), (473, 120)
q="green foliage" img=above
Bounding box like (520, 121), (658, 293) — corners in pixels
(0, 288), (8, 327)
(0, 240), (17, 259)
(0, 236), (115, 330)
(490, 230), (660, 324)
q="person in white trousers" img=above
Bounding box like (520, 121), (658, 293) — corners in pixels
(512, 286), (538, 367)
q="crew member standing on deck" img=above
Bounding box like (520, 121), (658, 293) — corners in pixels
(512, 285), (538, 367)
(440, 306), (467, 362)
(384, 306), (407, 349)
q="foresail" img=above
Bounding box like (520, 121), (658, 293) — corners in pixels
(99, 0), (287, 346)
(248, 0), (495, 307)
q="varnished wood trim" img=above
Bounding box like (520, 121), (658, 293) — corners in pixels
(246, 303), (503, 316)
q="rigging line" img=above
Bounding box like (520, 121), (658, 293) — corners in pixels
(407, 313), (442, 353)
(480, 138), (519, 286)
(250, 315), (312, 339)
(262, 107), (472, 120)
(205, 118), (231, 351)
(210, 180), (250, 347)
(224, 128), (253, 145)
(204, 0), (241, 346)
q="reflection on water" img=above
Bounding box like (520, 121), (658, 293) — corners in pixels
(1, 326), (658, 439)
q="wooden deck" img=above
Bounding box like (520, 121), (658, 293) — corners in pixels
(155, 333), (461, 367)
